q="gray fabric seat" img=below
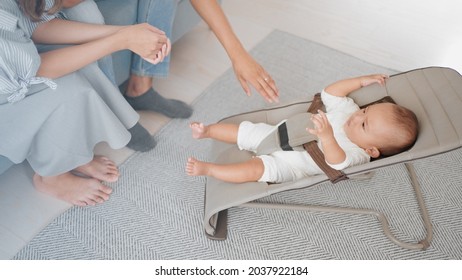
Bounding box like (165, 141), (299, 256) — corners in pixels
(203, 67), (462, 249)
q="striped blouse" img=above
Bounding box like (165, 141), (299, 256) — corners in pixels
(0, 0), (57, 104)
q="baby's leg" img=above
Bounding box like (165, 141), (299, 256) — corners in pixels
(186, 157), (264, 183)
(190, 122), (239, 144)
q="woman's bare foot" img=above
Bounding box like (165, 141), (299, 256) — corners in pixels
(190, 122), (208, 139)
(74, 156), (119, 183)
(33, 172), (113, 206)
(186, 157), (210, 176)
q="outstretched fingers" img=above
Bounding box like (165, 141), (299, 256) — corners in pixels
(256, 74), (279, 103)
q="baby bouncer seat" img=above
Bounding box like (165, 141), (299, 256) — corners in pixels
(203, 67), (462, 250)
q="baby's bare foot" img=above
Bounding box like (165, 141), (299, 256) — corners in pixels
(74, 156), (119, 182)
(189, 122), (207, 139)
(33, 172), (113, 207)
(186, 157), (209, 176)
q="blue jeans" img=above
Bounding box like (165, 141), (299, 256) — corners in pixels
(131, 0), (179, 78)
(65, 0), (179, 82)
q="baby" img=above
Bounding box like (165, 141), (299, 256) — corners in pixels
(186, 74), (418, 183)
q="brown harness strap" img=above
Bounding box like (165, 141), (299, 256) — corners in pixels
(303, 141), (349, 183)
(304, 93), (348, 183)
(307, 92), (325, 113)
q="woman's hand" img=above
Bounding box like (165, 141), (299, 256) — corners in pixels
(189, 0), (279, 103)
(232, 52), (279, 103)
(118, 23), (170, 64)
(143, 38), (171, 65)
(36, 22), (170, 78)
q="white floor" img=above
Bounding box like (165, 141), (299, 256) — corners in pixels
(1, 0), (461, 259)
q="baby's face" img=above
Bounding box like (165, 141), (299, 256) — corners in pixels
(344, 103), (396, 152)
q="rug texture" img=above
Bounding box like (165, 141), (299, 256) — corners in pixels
(14, 30), (462, 260)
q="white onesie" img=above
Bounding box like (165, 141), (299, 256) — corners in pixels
(236, 90), (370, 183)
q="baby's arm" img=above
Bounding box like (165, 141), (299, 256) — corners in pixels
(324, 74), (388, 97)
(307, 110), (346, 165)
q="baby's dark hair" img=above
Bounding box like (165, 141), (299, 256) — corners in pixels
(380, 104), (418, 156)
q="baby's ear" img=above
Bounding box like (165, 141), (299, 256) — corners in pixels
(365, 147), (381, 158)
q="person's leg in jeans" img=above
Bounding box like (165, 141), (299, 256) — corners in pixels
(123, 0), (193, 119)
(133, 0), (177, 80)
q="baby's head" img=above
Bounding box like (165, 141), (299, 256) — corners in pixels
(344, 102), (418, 158)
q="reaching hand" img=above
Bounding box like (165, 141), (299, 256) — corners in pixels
(307, 110), (334, 141)
(360, 74), (389, 87)
(232, 52), (279, 103)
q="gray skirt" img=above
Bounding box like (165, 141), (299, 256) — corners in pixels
(0, 63), (139, 176)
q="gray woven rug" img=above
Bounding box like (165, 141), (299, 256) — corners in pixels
(14, 30), (462, 260)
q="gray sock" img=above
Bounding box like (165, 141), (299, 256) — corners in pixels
(126, 122), (156, 152)
(124, 87), (193, 119)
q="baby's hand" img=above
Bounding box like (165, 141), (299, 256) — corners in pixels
(307, 110), (334, 140)
(360, 74), (389, 87)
